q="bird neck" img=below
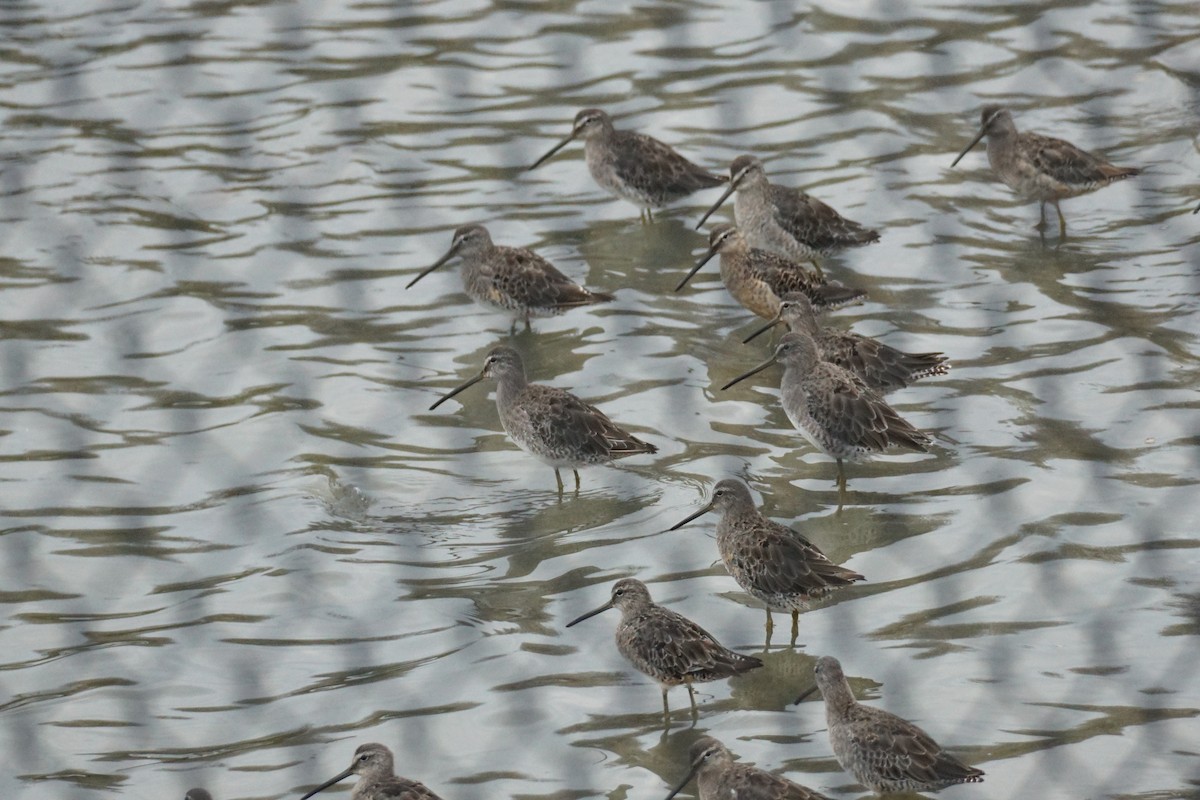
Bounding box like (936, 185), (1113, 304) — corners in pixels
(494, 368), (528, 411)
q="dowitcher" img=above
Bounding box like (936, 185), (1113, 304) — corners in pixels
(185, 790), (213, 800)
(796, 656), (984, 794)
(528, 108), (725, 222)
(663, 736), (833, 800)
(950, 105), (1140, 237)
(675, 224), (866, 319)
(299, 743), (443, 800)
(429, 345), (656, 492)
(407, 224), (613, 330)
(695, 155), (879, 277)
(565, 578), (763, 717)
(721, 332), (931, 494)
(669, 478), (864, 641)
(744, 293), (949, 394)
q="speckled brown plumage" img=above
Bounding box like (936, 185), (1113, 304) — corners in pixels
(805, 657), (984, 794)
(951, 105), (1139, 236)
(299, 743), (444, 800)
(664, 736), (833, 800)
(745, 293), (949, 394)
(696, 155), (879, 272)
(670, 478), (864, 639)
(675, 224), (866, 319)
(529, 108), (725, 220)
(407, 224), (613, 328)
(429, 345), (656, 491)
(566, 578), (763, 715)
(722, 332), (930, 493)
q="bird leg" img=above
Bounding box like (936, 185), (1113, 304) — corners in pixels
(809, 259), (825, 280)
(1036, 201), (1048, 231)
(661, 687), (671, 722)
(686, 683), (698, 718)
(1054, 200), (1067, 238)
(835, 458), (848, 507)
(790, 609), (800, 647)
(554, 468), (565, 494)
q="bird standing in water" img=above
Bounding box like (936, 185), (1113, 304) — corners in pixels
(796, 656), (985, 794)
(696, 155), (879, 277)
(429, 346), (656, 493)
(566, 578), (763, 720)
(676, 224), (867, 319)
(722, 332), (931, 499)
(528, 108), (726, 222)
(669, 478), (865, 644)
(950, 105), (1139, 237)
(407, 224), (612, 331)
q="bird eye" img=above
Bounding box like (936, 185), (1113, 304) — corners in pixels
(614, 588), (625, 596)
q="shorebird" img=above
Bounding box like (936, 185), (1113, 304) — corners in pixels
(696, 155), (879, 277)
(950, 105), (1140, 237)
(721, 332), (931, 495)
(675, 224), (867, 318)
(528, 108), (725, 221)
(744, 293), (949, 394)
(429, 345), (656, 492)
(566, 578), (763, 718)
(299, 743), (443, 800)
(663, 736), (833, 800)
(407, 224), (612, 331)
(670, 478), (864, 642)
(796, 656), (985, 794)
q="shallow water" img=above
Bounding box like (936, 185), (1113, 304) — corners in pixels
(1, 1), (1198, 798)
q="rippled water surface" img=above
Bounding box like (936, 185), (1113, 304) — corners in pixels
(2, 1), (1199, 798)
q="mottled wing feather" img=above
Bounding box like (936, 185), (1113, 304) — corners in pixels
(728, 519), (863, 599)
(490, 247), (613, 310)
(509, 385), (654, 463)
(807, 365), (930, 453)
(752, 250), (866, 310)
(846, 712), (982, 791)
(382, 778), (445, 800)
(767, 184), (879, 253)
(1020, 131), (1139, 190)
(622, 607), (762, 684)
(818, 330), (949, 393)
(610, 130), (725, 199)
